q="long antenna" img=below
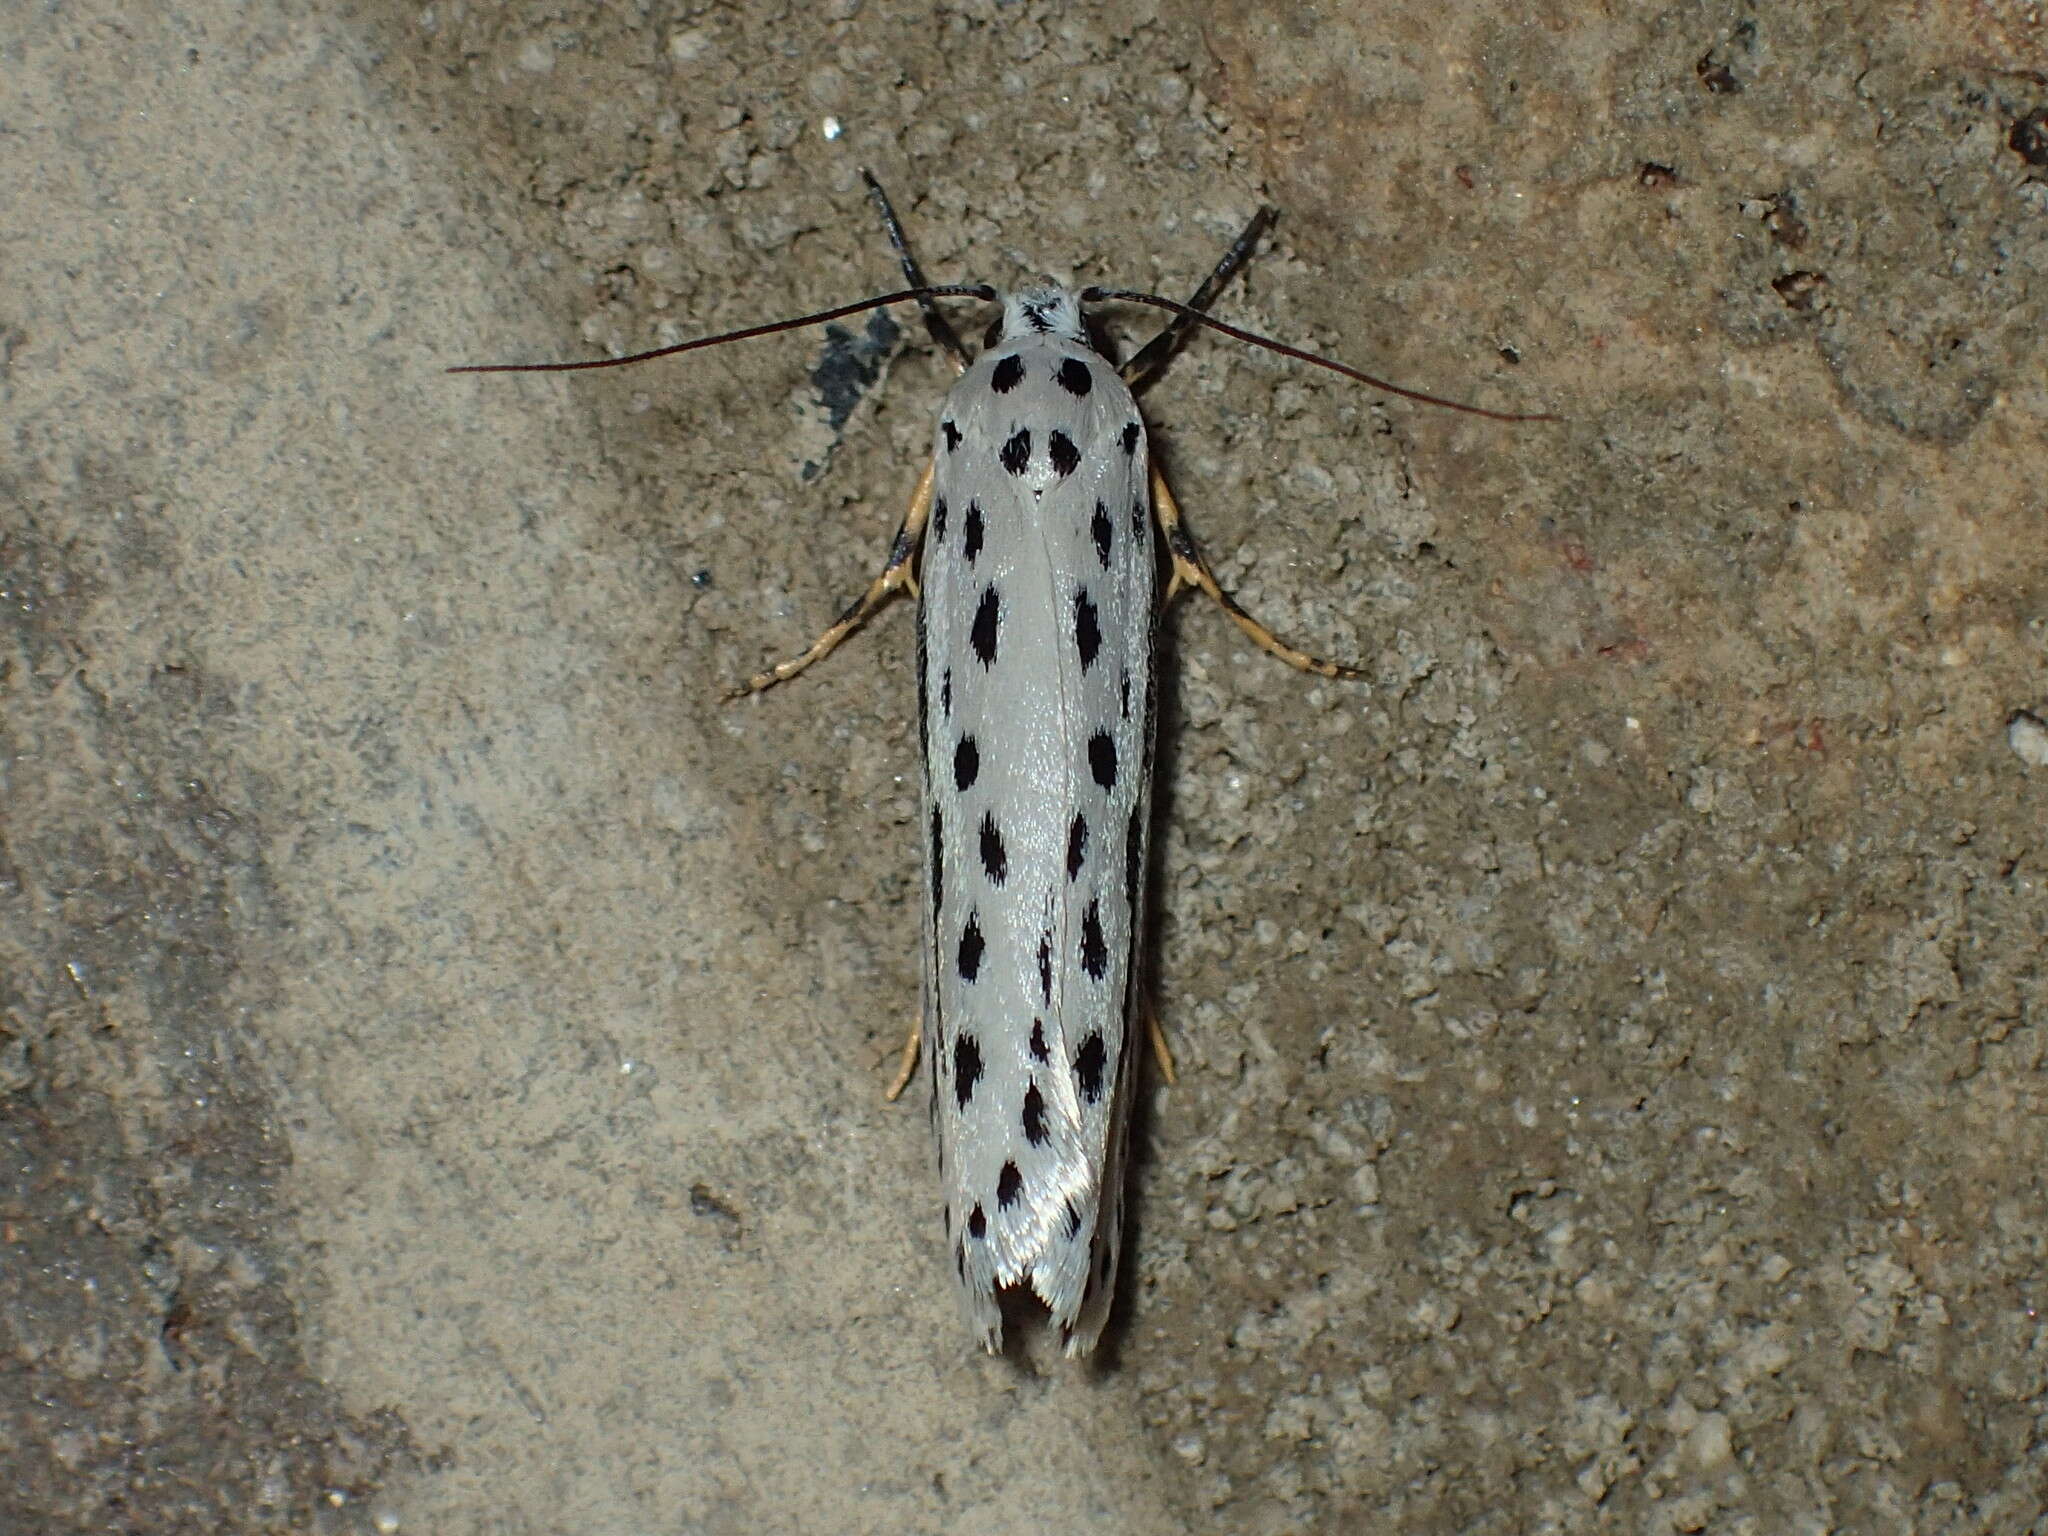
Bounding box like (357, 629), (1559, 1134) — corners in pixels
(448, 285), (996, 375)
(1081, 287), (1556, 423)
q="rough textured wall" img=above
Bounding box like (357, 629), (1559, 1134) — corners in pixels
(6, 1), (2046, 1531)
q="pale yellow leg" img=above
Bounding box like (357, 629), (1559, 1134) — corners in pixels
(1145, 1004), (1178, 1086)
(883, 1011), (922, 1102)
(1149, 465), (1366, 681)
(726, 458), (936, 699)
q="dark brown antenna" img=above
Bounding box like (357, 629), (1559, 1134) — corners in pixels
(448, 285), (995, 376)
(1082, 287), (1556, 423)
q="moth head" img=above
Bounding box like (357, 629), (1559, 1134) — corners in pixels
(989, 284), (1086, 346)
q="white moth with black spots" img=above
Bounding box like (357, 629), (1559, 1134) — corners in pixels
(452, 174), (1548, 1357)
(921, 285), (1156, 1352)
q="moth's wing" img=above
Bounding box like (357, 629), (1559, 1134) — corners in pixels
(919, 335), (1156, 1353)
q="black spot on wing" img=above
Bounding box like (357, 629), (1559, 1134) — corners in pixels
(979, 811), (1008, 885)
(1056, 357), (1093, 397)
(962, 500), (984, 564)
(1088, 731), (1118, 791)
(941, 667), (952, 720)
(967, 1204), (986, 1239)
(1037, 932), (1052, 1005)
(932, 496), (947, 543)
(1074, 587), (1101, 672)
(970, 585), (1001, 668)
(1125, 805), (1145, 908)
(1029, 1019), (1049, 1063)
(954, 1032), (983, 1109)
(942, 419), (962, 453)
(1064, 1197), (1083, 1237)
(957, 914), (985, 983)
(1119, 667), (1131, 722)
(1022, 1083), (1048, 1146)
(954, 734), (979, 791)
(1131, 493), (1147, 536)
(1048, 430), (1080, 479)
(1091, 501), (1112, 568)
(1080, 898), (1107, 981)
(1120, 420), (1141, 455)
(1066, 812), (1088, 881)
(991, 354), (1024, 393)
(929, 806), (944, 921)
(996, 1161), (1023, 1209)
(1000, 429), (1031, 476)
(1074, 1032), (1107, 1104)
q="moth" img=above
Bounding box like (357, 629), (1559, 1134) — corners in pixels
(455, 175), (1545, 1356)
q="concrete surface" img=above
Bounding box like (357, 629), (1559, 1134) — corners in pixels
(6, 1), (2047, 1532)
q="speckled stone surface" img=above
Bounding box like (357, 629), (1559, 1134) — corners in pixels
(6, 3), (2046, 1532)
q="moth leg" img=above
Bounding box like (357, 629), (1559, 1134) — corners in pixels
(1120, 205), (1276, 394)
(883, 1010), (922, 1102)
(1149, 465), (1366, 681)
(1144, 1003), (1178, 1086)
(861, 171), (973, 373)
(726, 457), (935, 700)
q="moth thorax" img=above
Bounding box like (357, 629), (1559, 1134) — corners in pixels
(997, 284), (1086, 343)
